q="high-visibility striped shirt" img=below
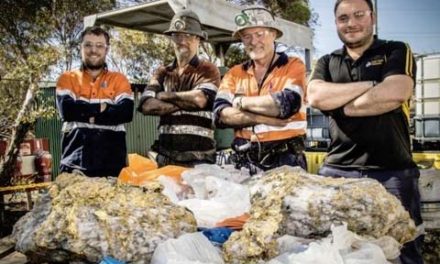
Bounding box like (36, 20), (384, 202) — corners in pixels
(140, 56), (220, 164)
(214, 52), (307, 142)
(56, 67), (134, 176)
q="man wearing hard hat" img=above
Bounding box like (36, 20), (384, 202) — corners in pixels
(138, 10), (220, 167)
(214, 6), (307, 174)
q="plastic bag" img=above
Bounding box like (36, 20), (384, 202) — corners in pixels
(151, 232), (224, 264)
(119, 164), (187, 186)
(158, 175), (182, 203)
(267, 224), (395, 264)
(99, 256), (125, 264)
(182, 164), (250, 185)
(200, 227), (234, 245)
(343, 243), (388, 264)
(178, 176), (250, 227)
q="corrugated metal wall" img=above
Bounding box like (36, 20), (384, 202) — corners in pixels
(35, 87), (62, 177)
(35, 86), (159, 177)
(125, 94), (159, 156)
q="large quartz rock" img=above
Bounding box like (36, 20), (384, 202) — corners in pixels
(223, 166), (416, 263)
(12, 173), (197, 263)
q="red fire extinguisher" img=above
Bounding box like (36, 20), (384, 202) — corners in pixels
(34, 150), (52, 182)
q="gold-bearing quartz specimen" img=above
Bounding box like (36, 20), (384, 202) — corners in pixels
(12, 173), (197, 263)
(223, 166), (416, 263)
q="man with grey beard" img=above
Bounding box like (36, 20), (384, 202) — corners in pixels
(56, 26), (134, 177)
(138, 10), (220, 167)
(213, 6), (307, 174)
(307, 0), (423, 263)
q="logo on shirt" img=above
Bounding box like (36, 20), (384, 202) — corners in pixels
(366, 57), (385, 68)
(100, 81), (108, 89)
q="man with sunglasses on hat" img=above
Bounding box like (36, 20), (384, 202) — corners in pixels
(56, 26), (134, 177)
(138, 10), (220, 167)
(307, 0), (423, 263)
(213, 6), (307, 175)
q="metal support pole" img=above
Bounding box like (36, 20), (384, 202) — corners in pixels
(374, 0), (378, 37)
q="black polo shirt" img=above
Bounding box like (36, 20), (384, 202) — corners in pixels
(310, 39), (417, 170)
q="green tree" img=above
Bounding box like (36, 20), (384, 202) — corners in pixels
(0, 0), (122, 185)
(51, 0), (116, 74)
(0, 0), (59, 185)
(109, 29), (174, 83)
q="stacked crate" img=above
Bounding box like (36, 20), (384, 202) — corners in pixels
(414, 54), (440, 150)
(305, 107), (330, 151)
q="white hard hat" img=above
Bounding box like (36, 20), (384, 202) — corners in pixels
(232, 6), (283, 40)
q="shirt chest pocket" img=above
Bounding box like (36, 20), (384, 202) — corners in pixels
(361, 56), (386, 81)
(236, 79), (258, 96)
(100, 87), (116, 100)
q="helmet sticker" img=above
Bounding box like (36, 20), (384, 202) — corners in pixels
(232, 7), (283, 39)
(174, 19), (186, 31)
(235, 13), (249, 26)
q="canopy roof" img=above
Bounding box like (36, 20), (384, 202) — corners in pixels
(84, 0), (313, 50)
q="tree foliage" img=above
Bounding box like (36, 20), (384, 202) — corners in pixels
(109, 29), (174, 83)
(0, 0), (119, 135)
(0, 0), (59, 185)
(50, 0), (116, 74)
(0, 0), (58, 135)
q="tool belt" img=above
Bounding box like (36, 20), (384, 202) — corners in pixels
(231, 136), (306, 173)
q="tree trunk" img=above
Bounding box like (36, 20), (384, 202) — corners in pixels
(0, 82), (37, 186)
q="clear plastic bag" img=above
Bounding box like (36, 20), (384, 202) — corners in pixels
(267, 224), (395, 264)
(178, 176), (250, 227)
(151, 232), (224, 264)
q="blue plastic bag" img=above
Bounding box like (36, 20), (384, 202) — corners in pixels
(200, 227), (234, 245)
(100, 256), (126, 264)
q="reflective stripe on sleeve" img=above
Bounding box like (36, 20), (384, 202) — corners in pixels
(159, 124), (214, 138)
(62, 121), (126, 132)
(243, 120), (307, 134)
(195, 82), (218, 92)
(215, 91), (234, 104)
(170, 110), (213, 119)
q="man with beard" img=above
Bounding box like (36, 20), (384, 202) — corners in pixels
(138, 10), (220, 167)
(307, 0), (423, 263)
(213, 6), (307, 174)
(56, 26), (134, 177)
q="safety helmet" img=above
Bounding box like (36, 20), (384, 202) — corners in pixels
(164, 9), (207, 41)
(232, 6), (283, 40)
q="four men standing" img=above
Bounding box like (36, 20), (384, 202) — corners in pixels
(55, 5), (424, 261)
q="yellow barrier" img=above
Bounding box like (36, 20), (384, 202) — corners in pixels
(305, 152), (327, 174)
(0, 182), (51, 193)
(305, 151), (440, 174)
(413, 152), (440, 170)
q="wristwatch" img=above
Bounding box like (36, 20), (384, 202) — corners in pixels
(233, 96), (244, 110)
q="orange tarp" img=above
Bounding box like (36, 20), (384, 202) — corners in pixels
(128, 153), (157, 173)
(118, 154), (188, 186)
(215, 213), (250, 230)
